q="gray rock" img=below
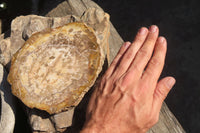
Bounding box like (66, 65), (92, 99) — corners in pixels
(51, 108), (75, 132)
(0, 36), (11, 66)
(0, 64), (16, 133)
(30, 114), (55, 132)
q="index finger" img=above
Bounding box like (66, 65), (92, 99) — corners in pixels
(128, 25), (159, 77)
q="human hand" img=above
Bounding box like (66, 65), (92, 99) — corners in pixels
(81, 25), (175, 133)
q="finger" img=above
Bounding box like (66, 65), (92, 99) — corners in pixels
(128, 25), (159, 77)
(105, 41), (131, 77)
(141, 36), (167, 87)
(111, 27), (148, 78)
(152, 77), (175, 115)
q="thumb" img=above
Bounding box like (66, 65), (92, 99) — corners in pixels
(152, 77), (176, 113)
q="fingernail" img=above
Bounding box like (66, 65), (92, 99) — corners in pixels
(149, 25), (157, 33)
(166, 78), (176, 88)
(138, 27), (147, 35)
(158, 36), (165, 43)
(124, 42), (131, 48)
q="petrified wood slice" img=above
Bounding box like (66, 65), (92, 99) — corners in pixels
(7, 22), (104, 114)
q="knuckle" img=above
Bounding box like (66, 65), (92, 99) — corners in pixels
(146, 36), (157, 43)
(149, 58), (160, 66)
(114, 78), (123, 87)
(111, 59), (118, 66)
(132, 63), (141, 73)
(117, 50), (124, 58)
(102, 73), (109, 81)
(155, 87), (168, 100)
(138, 48), (149, 58)
(119, 46), (126, 53)
(130, 92), (140, 102)
(125, 51), (134, 59)
(101, 75), (109, 86)
(121, 71), (137, 86)
(134, 35), (144, 43)
(140, 82), (149, 90)
(144, 68), (154, 76)
(117, 64), (126, 71)
(114, 78), (126, 91)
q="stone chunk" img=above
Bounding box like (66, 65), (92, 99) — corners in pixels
(6, 7), (110, 133)
(0, 64), (16, 133)
(30, 114), (55, 132)
(51, 108), (75, 132)
(0, 37), (11, 66)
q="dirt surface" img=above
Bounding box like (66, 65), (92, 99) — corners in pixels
(1, 0), (200, 132)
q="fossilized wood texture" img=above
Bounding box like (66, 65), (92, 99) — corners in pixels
(8, 22), (104, 114)
(0, 15), (73, 66)
(3, 4), (110, 132)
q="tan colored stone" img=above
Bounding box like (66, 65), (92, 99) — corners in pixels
(51, 108), (75, 131)
(30, 114), (55, 132)
(6, 7), (110, 133)
(0, 37), (11, 66)
(10, 15), (75, 57)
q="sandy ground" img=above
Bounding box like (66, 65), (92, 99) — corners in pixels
(1, 0), (200, 132)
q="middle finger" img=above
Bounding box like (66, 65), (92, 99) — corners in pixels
(128, 25), (159, 78)
(110, 27), (148, 78)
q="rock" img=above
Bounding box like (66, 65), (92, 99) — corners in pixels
(81, 8), (110, 61)
(5, 7), (109, 133)
(0, 15), (76, 67)
(9, 14), (77, 132)
(2, 5), (109, 132)
(8, 22), (107, 114)
(30, 115), (55, 132)
(0, 19), (2, 34)
(27, 107), (75, 133)
(10, 15), (76, 56)
(27, 108), (55, 132)
(0, 36), (11, 66)
(0, 64), (16, 133)
(51, 108), (75, 132)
